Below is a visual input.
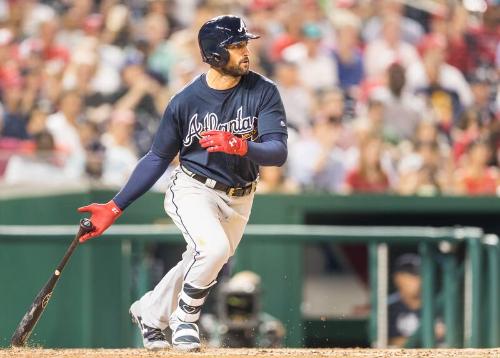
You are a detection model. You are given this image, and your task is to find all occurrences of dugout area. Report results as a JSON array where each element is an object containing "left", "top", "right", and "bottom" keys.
[{"left": 1, "top": 188, "right": 500, "bottom": 349}]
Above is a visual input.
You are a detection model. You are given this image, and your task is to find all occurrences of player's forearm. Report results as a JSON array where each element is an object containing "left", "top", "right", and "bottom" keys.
[
  {"left": 113, "top": 150, "right": 172, "bottom": 210},
  {"left": 246, "top": 133, "right": 287, "bottom": 166}
]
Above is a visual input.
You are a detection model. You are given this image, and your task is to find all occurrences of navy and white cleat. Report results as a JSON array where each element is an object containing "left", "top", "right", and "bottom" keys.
[
  {"left": 171, "top": 320, "right": 201, "bottom": 352},
  {"left": 129, "top": 301, "right": 170, "bottom": 350}
]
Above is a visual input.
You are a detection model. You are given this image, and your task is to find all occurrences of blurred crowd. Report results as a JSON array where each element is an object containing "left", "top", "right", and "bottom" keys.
[{"left": 0, "top": 0, "right": 498, "bottom": 196}]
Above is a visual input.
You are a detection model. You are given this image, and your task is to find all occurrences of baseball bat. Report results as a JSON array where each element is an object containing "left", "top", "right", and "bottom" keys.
[{"left": 10, "top": 218, "right": 94, "bottom": 347}]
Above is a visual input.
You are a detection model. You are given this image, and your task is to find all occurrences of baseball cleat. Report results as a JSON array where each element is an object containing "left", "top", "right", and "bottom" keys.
[
  {"left": 171, "top": 320, "right": 201, "bottom": 352},
  {"left": 129, "top": 301, "right": 170, "bottom": 350}
]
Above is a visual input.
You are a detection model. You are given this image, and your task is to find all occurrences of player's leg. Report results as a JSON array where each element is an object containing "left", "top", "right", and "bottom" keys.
[
  {"left": 134, "top": 169, "right": 234, "bottom": 350},
  {"left": 129, "top": 247, "right": 195, "bottom": 350},
  {"left": 173, "top": 190, "right": 254, "bottom": 349},
  {"left": 131, "top": 248, "right": 192, "bottom": 327},
  {"left": 166, "top": 171, "right": 236, "bottom": 351}
]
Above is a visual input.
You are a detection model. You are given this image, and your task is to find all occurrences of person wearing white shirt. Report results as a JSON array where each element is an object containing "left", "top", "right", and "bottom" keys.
[
  {"left": 405, "top": 34, "right": 473, "bottom": 108},
  {"left": 101, "top": 109, "right": 139, "bottom": 187},
  {"left": 364, "top": 14, "right": 421, "bottom": 80},
  {"left": 45, "top": 90, "right": 86, "bottom": 178},
  {"left": 282, "top": 23, "right": 338, "bottom": 92}
]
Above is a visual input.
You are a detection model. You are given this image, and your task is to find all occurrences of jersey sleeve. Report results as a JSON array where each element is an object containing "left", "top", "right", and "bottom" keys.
[
  {"left": 257, "top": 84, "right": 288, "bottom": 137},
  {"left": 151, "top": 103, "right": 182, "bottom": 159},
  {"left": 246, "top": 133, "right": 287, "bottom": 166}
]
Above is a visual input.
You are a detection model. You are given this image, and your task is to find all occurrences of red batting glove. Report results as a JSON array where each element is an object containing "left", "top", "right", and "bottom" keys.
[
  {"left": 77, "top": 200, "right": 122, "bottom": 243},
  {"left": 199, "top": 130, "right": 248, "bottom": 156}
]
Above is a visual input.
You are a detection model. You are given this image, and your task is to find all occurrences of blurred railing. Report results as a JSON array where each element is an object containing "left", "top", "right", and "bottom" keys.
[{"left": 1, "top": 224, "right": 497, "bottom": 348}]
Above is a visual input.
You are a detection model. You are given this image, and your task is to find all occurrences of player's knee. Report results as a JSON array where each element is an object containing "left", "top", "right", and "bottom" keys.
[{"left": 204, "top": 240, "right": 231, "bottom": 266}]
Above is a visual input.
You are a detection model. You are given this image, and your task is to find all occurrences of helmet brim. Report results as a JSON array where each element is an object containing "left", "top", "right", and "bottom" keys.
[
  {"left": 245, "top": 32, "right": 260, "bottom": 40},
  {"left": 226, "top": 32, "right": 260, "bottom": 46}
]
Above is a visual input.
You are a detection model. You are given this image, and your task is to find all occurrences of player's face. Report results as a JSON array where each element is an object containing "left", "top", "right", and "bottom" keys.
[{"left": 222, "top": 41, "right": 250, "bottom": 76}]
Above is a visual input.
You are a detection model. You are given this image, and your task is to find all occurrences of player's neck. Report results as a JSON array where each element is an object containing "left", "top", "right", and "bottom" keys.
[{"left": 206, "top": 68, "right": 241, "bottom": 90}]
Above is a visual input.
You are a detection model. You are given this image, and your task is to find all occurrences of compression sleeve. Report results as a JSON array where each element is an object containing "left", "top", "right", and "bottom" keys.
[
  {"left": 112, "top": 150, "right": 172, "bottom": 210},
  {"left": 246, "top": 133, "right": 287, "bottom": 166}
]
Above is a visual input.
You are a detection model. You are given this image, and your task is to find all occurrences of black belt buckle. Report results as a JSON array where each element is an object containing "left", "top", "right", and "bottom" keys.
[
  {"left": 228, "top": 187, "right": 246, "bottom": 197},
  {"left": 227, "top": 182, "right": 256, "bottom": 197}
]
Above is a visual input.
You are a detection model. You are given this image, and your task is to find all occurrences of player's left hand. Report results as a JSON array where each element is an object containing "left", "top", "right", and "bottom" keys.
[
  {"left": 200, "top": 130, "right": 248, "bottom": 156},
  {"left": 77, "top": 200, "right": 122, "bottom": 243}
]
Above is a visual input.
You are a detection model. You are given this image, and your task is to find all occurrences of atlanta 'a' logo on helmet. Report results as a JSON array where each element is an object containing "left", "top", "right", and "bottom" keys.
[{"left": 238, "top": 19, "right": 247, "bottom": 33}]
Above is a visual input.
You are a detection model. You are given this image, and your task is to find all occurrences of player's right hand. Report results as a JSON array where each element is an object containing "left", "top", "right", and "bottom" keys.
[{"left": 77, "top": 200, "right": 122, "bottom": 243}]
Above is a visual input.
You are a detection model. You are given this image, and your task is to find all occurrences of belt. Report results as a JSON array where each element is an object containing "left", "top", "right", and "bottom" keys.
[{"left": 181, "top": 166, "right": 257, "bottom": 197}]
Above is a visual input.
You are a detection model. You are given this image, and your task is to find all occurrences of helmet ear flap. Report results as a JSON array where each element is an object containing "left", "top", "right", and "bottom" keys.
[
  {"left": 217, "top": 47, "right": 229, "bottom": 67},
  {"left": 210, "top": 46, "right": 229, "bottom": 67}
]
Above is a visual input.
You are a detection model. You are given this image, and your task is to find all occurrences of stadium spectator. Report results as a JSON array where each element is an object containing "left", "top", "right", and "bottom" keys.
[
  {"left": 313, "top": 86, "right": 359, "bottom": 166},
  {"left": 112, "top": 61, "right": 162, "bottom": 156},
  {"left": 282, "top": 22, "right": 338, "bottom": 92},
  {"left": 468, "top": 69, "right": 497, "bottom": 127},
  {"left": 364, "top": 13, "right": 421, "bottom": 81},
  {"left": 445, "top": 5, "right": 478, "bottom": 79},
  {"left": 398, "top": 114, "right": 453, "bottom": 192},
  {"left": 388, "top": 253, "right": 421, "bottom": 347},
  {"left": 453, "top": 139, "right": 499, "bottom": 196},
  {"left": 388, "top": 253, "right": 445, "bottom": 347},
  {"left": 332, "top": 11, "right": 364, "bottom": 98},
  {"left": 343, "top": 135, "right": 391, "bottom": 194},
  {"left": 469, "top": 6, "right": 499, "bottom": 77},
  {"left": 3, "top": 130, "right": 67, "bottom": 185},
  {"left": 79, "top": 120, "right": 104, "bottom": 180},
  {"left": 406, "top": 33, "right": 473, "bottom": 132},
  {"left": 257, "top": 166, "right": 299, "bottom": 194},
  {"left": 45, "top": 89, "right": 86, "bottom": 178},
  {"left": 33, "top": 17, "right": 70, "bottom": 65},
  {"left": 274, "top": 60, "right": 313, "bottom": 133},
  {"left": 141, "top": 12, "right": 175, "bottom": 85},
  {"left": 452, "top": 109, "right": 483, "bottom": 163},
  {"left": 362, "top": 0, "right": 425, "bottom": 45},
  {"left": 288, "top": 116, "right": 346, "bottom": 192},
  {"left": 356, "top": 99, "right": 385, "bottom": 140},
  {"left": 397, "top": 141, "right": 447, "bottom": 196},
  {"left": 268, "top": 4, "right": 302, "bottom": 62},
  {"left": 0, "top": 80, "right": 29, "bottom": 139},
  {"left": 101, "top": 108, "right": 138, "bottom": 187},
  {"left": 374, "top": 62, "right": 423, "bottom": 143}
]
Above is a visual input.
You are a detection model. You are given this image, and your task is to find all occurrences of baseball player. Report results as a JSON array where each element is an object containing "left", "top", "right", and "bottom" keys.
[{"left": 77, "top": 15, "right": 288, "bottom": 352}]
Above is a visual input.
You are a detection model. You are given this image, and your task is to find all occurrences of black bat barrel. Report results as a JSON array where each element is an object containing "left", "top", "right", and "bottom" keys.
[{"left": 10, "top": 218, "right": 94, "bottom": 347}]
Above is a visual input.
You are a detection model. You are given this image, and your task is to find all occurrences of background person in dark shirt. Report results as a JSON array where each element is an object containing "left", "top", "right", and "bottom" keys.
[
  {"left": 388, "top": 253, "right": 446, "bottom": 347},
  {"left": 388, "top": 254, "right": 422, "bottom": 347}
]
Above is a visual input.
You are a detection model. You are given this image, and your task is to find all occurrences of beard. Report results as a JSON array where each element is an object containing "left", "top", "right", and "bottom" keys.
[{"left": 219, "top": 59, "right": 250, "bottom": 76}]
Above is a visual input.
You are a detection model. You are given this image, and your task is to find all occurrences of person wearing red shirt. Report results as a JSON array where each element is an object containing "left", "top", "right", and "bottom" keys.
[
  {"left": 454, "top": 139, "right": 499, "bottom": 196},
  {"left": 344, "top": 135, "right": 390, "bottom": 193}
]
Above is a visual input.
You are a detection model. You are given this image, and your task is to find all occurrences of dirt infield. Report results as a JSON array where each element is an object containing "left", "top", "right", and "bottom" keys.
[{"left": 2, "top": 348, "right": 500, "bottom": 358}]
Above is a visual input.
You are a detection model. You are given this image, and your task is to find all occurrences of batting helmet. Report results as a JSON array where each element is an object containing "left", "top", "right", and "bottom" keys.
[{"left": 198, "top": 15, "right": 260, "bottom": 67}]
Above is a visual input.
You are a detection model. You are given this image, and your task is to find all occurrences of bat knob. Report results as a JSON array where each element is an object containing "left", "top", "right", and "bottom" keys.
[{"left": 80, "top": 218, "right": 94, "bottom": 232}]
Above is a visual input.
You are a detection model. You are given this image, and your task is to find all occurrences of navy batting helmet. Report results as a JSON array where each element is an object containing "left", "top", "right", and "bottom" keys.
[{"left": 198, "top": 15, "right": 259, "bottom": 67}]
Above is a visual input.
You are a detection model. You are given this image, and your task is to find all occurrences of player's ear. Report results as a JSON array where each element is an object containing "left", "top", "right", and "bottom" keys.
[{"left": 212, "top": 52, "right": 221, "bottom": 65}]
